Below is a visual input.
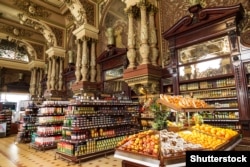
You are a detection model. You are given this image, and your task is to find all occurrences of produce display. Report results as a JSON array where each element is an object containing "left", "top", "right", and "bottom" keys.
[
  {"left": 116, "top": 124, "right": 239, "bottom": 159},
  {"left": 178, "top": 124, "right": 238, "bottom": 150},
  {"left": 192, "top": 124, "right": 238, "bottom": 140},
  {"left": 116, "top": 94, "right": 239, "bottom": 161},
  {"left": 160, "top": 130, "right": 202, "bottom": 157},
  {"left": 116, "top": 130, "right": 160, "bottom": 157}
]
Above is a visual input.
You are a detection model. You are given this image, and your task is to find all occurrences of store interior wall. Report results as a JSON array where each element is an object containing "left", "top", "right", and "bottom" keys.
[{"left": 0, "top": 92, "right": 30, "bottom": 122}]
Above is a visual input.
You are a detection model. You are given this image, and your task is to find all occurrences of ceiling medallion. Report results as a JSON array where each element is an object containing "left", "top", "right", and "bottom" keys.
[{"left": 12, "top": 0, "right": 51, "bottom": 18}]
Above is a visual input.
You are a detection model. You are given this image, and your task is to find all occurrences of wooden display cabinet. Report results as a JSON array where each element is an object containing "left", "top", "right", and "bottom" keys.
[
  {"left": 162, "top": 4, "right": 250, "bottom": 135},
  {"left": 97, "top": 45, "right": 130, "bottom": 97}
]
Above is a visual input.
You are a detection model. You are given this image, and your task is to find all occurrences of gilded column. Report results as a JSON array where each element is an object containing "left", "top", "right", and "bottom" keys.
[
  {"left": 58, "top": 57, "right": 64, "bottom": 91},
  {"left": 149, "top": 6, "right": 158, "bottom": 66},
  {"left": 46, "top": 58, "right": 52, "bottom": 90},
  {"left": 139, "top": 2, "right": 150, "bottom": 65},
  {"left": 90, "top": 39, "right": 96, "bottom": 82},
  {"left": 126, "top": 8, "right": 136, "bottom": 68},
  {"left": 50, "top": 56, "right": 56, "bottom": 90},
  {"left": 75, "top": 39, "right": 82, "bottom": 83},
  {"left": 81, "top": 37, "right": 89, "bottom": 81}
]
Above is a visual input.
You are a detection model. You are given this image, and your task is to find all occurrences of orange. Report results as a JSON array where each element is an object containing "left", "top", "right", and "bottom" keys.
[{"left": 210, "top": 128, "right": 217, "bottom": 135}]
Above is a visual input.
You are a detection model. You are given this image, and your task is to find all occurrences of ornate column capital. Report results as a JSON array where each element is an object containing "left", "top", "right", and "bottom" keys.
[
  {"left": 45, "top": 46, "right": 66, "bottom": 58},
  {"left": 28, "top": 60, "right": 46, "bottom": 70},
  {"left": 72, "top": 23, "right": 99, "bottom": 40}
]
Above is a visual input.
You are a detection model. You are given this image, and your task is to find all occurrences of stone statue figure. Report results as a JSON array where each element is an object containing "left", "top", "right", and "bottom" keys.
[
  {"left": 105, "top": 27, "right": 115, "bottom": 45},
  {"left": 114, "top": 25, "right": 125, "bottom": 48}
]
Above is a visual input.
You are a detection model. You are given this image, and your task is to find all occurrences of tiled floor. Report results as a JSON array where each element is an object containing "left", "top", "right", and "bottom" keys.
[{"left": 0, "top": 135, "right": 122, "bottom": 167}]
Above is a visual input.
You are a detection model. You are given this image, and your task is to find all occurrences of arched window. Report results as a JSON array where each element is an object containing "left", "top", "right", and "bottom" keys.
[{"left": 0, "top": 39, "right": 29, "bottom": 62}]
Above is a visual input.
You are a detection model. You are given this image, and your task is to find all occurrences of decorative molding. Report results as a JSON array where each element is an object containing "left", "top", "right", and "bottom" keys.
[
  {"left": 18, "top": 13, "right": 58, "bottom": 47},
  {"left": 12, "top": 0, "right": 51, "bottom": 19},
  {"left": 0, "top": 25, "right": 33, "bottom": 38},
  {"left": 31, "top": 43, "right": 45, "bottom": 60},
  {"left": 50, "top": 26, "right": 64, "bottom": 47},
  {"left": 60, "top": 0, "right": 88, "bottom": 27},
  {"left": 80, "top": 0, "right": 95, "bottom": 26}
]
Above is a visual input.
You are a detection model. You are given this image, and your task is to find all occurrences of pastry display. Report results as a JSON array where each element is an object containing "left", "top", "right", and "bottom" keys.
[
  {"left": 160, "top": 129, "right": 202, "bottom": 157},
  {"left": 159, "top": 94, "right": 210, "bottom": 109}
]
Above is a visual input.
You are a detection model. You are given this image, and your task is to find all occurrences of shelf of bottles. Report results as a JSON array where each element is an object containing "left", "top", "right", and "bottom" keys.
[
  {"left": 0, "top": 109, "right": 12, "bottom": 137},
  {"left": 30, "top": 101, "right": 68, "bottom": 151},
  {"left": 16, "top": 102, "right": 38, "bottom": 143},
  {"left": 179, "top": 76, "right": 240, "bottom": 130},
  {"left": 55, "top": 98, "right": 140, "bottom": 164}
]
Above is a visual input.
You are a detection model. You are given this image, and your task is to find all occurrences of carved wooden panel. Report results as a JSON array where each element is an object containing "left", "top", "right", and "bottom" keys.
[{"left": 159, "top": 0, "right": 249, "bottom": 67}]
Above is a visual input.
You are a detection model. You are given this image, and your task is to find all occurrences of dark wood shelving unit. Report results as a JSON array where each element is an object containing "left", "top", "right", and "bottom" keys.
[{"left": 162, "top": 3, "right": 250, "bottom": 136}]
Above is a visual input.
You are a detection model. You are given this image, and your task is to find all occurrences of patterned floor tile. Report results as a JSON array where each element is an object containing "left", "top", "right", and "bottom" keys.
[{"left": 0, "top": 135, "right": 123, "bottom": 167}]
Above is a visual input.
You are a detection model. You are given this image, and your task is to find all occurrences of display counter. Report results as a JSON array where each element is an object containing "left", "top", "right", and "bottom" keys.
[{"left": 114, "top": 134, "right": 242, "bottom": 167}]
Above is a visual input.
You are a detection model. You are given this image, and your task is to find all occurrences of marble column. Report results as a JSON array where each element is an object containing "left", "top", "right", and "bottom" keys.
[
  {"left": 38, "top": 68, "right": 43, "bottom": 97},
  {"left": 139, "top": 3, "right": 150, "bottom": 65},
  {"left": 81, "top": 37, "right": 89, "bottom": 81},
  {"left": 58, "top": 57, "right": 64, "bottom": 91},
  {"left": 75, "top": 39, "right": 82, "bottom": 83},
  {"left": 149, "top": 6, "right": 158, "bottom": 66},
  {"left": 29, "top": 68, "right": 34, "bottom": 96},
  {"left": 127, "top": 9, "right": 136, "bottom": 68},
  {"left": 90, "top": 40, "right": 96, "bottom": 82},
  {"left": 29, "top": 67, "right": 37, "bottom": 96},
  {"left": 55, "top": 57, "right": 59, "bottom": 90},
  {"left": 50, "top": 56, "right": 56, "bottom": 90},
  {"left": 46, "top": 58, "right": 52, "bottom": 90}
]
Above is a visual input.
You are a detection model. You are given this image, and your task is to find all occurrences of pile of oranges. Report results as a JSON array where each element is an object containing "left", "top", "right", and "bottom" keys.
[
  {"left": 178, "top": 124, "right": 238, "bottom": 150},
  {"left": 178, "top": 131, "right": 226, "bottom": 150},
  {"left": 192, "top": 124, "right": 238, "bottom": 140}
]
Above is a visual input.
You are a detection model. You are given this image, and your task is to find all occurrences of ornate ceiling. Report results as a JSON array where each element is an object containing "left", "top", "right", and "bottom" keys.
[
  {"left": 0, "top": 0, "right": 249, "bottom": 71},
  {"left": 0, "top": 0, "right": 129, "bottom": 69}
]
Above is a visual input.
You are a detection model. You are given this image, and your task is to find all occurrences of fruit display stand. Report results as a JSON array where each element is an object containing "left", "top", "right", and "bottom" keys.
[
  {"left": 114, "top": 128, "right": 242, "bottom": 167},
  {"left": 157, "top": 95, "right": 215, "bottom": 128}
]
